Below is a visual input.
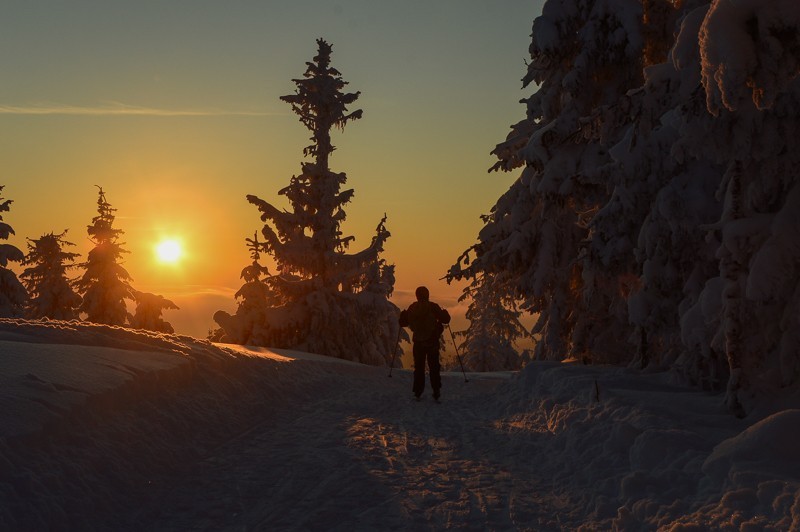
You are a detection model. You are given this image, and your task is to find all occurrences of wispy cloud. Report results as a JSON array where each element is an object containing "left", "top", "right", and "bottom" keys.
[{"left": 0, "top": 101, "right": 280, "bottom": 117}]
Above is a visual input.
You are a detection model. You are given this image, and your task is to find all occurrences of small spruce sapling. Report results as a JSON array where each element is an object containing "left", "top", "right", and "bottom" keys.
[{"left": 131, "top": 291, "right": 179, "bottom": 333}]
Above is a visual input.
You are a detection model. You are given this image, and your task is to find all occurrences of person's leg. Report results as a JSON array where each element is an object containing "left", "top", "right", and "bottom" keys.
[
  {"left": 412, "top": 342, "right": 426, "bottom": 397},
  {"left": 427, "top": 345, "right": 441, "bottom": 398}
]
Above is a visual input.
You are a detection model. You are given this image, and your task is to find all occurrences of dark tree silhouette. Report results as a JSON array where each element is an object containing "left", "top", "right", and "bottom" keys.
[
  {"left": 76, "top": 187, "right": 135, "bottom": 326},
  {"left": 0, "top": 185, "right": 27, "bottom": 317},
  {"left": 20, "top": 231, "right": 81, "bottom": 319},
  {"left": 131, "top": 291, "right": 179, "bottom": 333},
  {"left": 215, "top": 39, "right": 400, "bottom": 365}
]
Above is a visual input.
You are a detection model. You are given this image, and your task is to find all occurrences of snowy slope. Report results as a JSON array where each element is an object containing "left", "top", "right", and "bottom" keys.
[{"left": 1, "top": 319, "right": 798, "bottom": 530}]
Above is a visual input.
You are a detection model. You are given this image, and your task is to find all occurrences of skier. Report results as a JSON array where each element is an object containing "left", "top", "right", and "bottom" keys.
[{"left": 399, "top": 286, "right": 451, "bottom": 401}]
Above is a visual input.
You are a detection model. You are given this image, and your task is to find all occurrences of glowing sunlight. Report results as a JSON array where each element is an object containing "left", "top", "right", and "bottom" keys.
[{"left": 154, "top": 238, "right": 183, "bottom": 264}]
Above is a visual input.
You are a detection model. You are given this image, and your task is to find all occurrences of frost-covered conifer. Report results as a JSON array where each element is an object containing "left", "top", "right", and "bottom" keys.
[
  {"left": 450, "top": 0, "right": 649, "bottom": 363},
  {"left": 216, "top": 39, "right": 400, "bottom": 365},
  {"left": 596, "top": 0, "right": 800, "bottom": 413},
  {"left": 449, "top": 0, "right": 800, "bottom": 413},
  {"left": 0, "top": 186, "right": 27, "bottom": 317},
  {"left": 456, "top": 275, "right": 528, "bottom": 372},
  {"left": 131, "top": 291, "right": 178, "bottom": 333},
  {"left": 20, "top": 231, "right": 82, "bottom": 320},
  {"left": 76, "top": 187, "right": 135, "bottom": 326},
  {"left": 685, "top": 0, "right": 800, "bottom": 415},
  {"left": 213, "top": 233, "right": 278, "bottom": 345},
  {"left": 611, "top": 3, "right": 723, "bottom": 385},
  {"left": 587, "top": 1, "right": 723, "bottom": 377}
]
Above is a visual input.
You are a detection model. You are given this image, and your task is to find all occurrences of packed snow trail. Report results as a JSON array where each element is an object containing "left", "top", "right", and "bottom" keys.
[{"left": 121, "top": 358, "right": 555, "bottom": 531}]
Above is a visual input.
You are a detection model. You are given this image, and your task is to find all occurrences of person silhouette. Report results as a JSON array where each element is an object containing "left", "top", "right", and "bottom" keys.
[{"left": 399, "top": 286, "right": 451, "bottom": 401}]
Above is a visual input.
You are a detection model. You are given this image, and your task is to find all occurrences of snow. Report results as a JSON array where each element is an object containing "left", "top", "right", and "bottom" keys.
[
  {"left": 700, "top": 0, "right": 800, "bottom": 113},
  {"left": 1, "top": 320, "right": 798, "bottom": 529}
]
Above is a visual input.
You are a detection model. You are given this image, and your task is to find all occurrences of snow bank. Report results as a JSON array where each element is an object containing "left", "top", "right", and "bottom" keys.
[
  {"left": 0, "top": 319, "right": 194, "bottom": 439},
  {"left": 498, "top": 361, "right": 800, "bottom": 529},
  {"left": 0, "top": 319, "right": 369, "bottom": 530}
]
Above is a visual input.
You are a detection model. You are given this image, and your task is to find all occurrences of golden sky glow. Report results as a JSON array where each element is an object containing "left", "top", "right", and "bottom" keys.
[{"left": 1, "top": 1, "right": 540, "bottom": 338}]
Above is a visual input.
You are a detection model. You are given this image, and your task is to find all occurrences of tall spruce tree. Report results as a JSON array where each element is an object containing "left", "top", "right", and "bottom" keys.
[
  {"left": 76, "top": 187, "right": 135, "bottom": 326},
  {"left": 689, "top": 0, "right": 800, "bottom": 415},
  {"left": 0, "top": 185, "right": 27, "bottom": 317},
  {"left": 585, "top": 0, "right": 717, "bottom": 374},
  {"left": 215, "top": 39, "right": 400, "bottom": 365},
  {"left": 20, "top": 231, "right": 82, "bottom": 320},
  {"left": 449, "top": 0, "right": 650, "bottom": 363},
  {"left": 611, "top": 2, "right": 724, "bottom": 384},
  {"left": 451, "top": 0, "right": 800, "bottom": 416}
]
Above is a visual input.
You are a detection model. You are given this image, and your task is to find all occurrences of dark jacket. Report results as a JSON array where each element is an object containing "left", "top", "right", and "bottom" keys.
[{"left": 400, "top": 300, "right": 451, "bottom": 344}]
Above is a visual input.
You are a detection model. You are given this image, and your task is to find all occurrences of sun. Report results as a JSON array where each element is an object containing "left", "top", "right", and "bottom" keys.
[{"left": 154, "top": 238, "right": 183, "bottom": 264}]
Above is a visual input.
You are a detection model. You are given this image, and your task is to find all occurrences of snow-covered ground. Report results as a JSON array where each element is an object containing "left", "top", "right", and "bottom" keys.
[{"left": 1, "top": 319, "right": 798, "bottom": 530}]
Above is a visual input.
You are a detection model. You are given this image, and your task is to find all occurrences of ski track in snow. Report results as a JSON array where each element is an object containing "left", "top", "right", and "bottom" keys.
[{"left": 125, "top": 369, "right": 553, "bottom": 531}]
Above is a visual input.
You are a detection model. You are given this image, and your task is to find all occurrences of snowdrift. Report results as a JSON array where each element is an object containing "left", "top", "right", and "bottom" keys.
[
  {"left": 1, "top": 319, "right": 798, "bottom": 530},
  {"left": 0, "top": 319, "right": 369, "bottom": 529}
]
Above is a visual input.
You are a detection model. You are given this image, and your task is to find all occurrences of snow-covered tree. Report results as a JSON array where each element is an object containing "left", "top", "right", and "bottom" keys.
[
  {"left": 0, "top": 186, "right": 27, "bottom": 317},
  {"left": 212, "top": 232, "right": 278, "bottom": 344},
  {"left": 131, "top": 291, "right": 179, "bottom": 333},
  {"left": 455, "top": 274, "right": 528, "bottom": 372},
  {"left": 447, "top": 0, "right": 800, "bottom": 414},
  {"left": 20, "top": 231, "right": 82, "bottom": 320},
  {"left": 608, "top": 3, "right": 723, "bottom": 386},
  {"left": 584, "top": 2, "right": 724, "bottom": 378},
  {"left": 215, "top": 39, "right": 400, "bottom": 365},
  {"left": 686, "top": 0, "right": 800, "bottom": 415},
  {"left": 449, "top": 0, "right": 650, "bottom": 363},
  {"left": 76, "top": 187, "right": 135, "bottom": 326}
]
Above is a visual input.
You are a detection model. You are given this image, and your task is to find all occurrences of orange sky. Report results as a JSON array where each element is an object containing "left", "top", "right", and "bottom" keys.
[{"left": 1, "top": 1, "right": 539, "bottom": 346}]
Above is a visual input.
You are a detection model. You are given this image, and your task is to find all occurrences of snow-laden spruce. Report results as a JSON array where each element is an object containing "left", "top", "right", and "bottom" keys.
[
  {"left": 75, "top": 187, "right": 177, "bottom": 333},
  {"left": 449, "top": 0, "right": 651, "bottom": 364},
  {"left": 20, "top": 231, "right": 82, "bottom": 320},
  {"left": 75, "top": 187, "right": 136, "bottom": 326},
  {"left": 594, "top": 3, "right": 725, "bottom": 381},
  {"left": 214, "top": 39, "right": 401, "bottom": 366},
  {"left": 691, "top": 0, "right": 800, "bottom": 415},
  {"left": 215, "top": 232, "right": 276, "bottom": 345},
  {"left": 451, "top": 0, "right": 800, "bottom": 415},
  {"left": 130, "top": 292, "right": 179, "bottom": 334},
  {"left": 0, "top": 185, "right": 27, "bottom": 317},
  {"left": 628, "top": 0, "right": 800, "bottom": 414}
]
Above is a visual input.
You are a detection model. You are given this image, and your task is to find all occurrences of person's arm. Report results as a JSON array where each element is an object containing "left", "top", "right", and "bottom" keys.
[
  {"left": 436, "top": 304, "right": 451, "bottom": 325},
  {"left": 399, "top": 309, "right": 409, "bottom": 327}
]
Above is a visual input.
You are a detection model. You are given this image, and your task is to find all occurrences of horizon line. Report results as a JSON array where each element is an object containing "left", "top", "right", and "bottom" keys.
[{"left": 0, "top": 102, "right": 283, "bottom": 117}]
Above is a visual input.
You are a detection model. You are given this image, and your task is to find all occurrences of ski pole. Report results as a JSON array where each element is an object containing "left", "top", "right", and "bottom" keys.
[
  {"left": 447, "top": 323, "right": 469, "bottom": 383},
  {"left": 388, "top": 327, "right": 402, "bottom": 377}
]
